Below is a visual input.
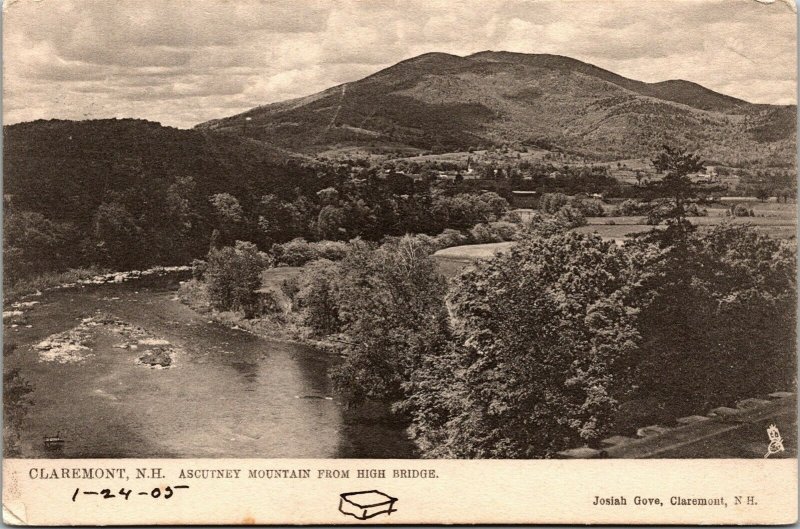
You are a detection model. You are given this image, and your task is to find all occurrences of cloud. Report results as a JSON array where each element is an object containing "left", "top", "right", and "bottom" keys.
[{"left": 3, "top": 0, "right": 796, "bottom": 128}]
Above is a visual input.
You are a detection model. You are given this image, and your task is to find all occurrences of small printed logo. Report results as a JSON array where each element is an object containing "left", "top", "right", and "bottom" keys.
[{"left": 764, "top": 424, "right": 785, "bottom": 458}]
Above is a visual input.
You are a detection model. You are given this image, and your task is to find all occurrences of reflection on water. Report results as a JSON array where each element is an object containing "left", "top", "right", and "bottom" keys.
[{"left": 4, "top": 277, "right": 416, "bottom": 458}]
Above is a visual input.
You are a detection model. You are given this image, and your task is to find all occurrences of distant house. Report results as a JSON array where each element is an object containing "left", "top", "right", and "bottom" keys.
[
  {"left": 691, "top": 166, "right": 719, "bottom": 183},
  {"left": 511, "top": 190, "right": 539, "bottom": 208}
]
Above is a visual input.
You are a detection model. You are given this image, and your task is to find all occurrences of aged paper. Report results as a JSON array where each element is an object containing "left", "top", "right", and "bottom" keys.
[{"left": 2, "top": 0, "right": 797, "bottom": 525}]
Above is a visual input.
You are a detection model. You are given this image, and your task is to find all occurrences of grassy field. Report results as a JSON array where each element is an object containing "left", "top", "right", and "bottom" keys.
[
  {"left": 260, "top": 266, "right": 303, "bottom": 286},
  {"left": 435, "top": 206, "right": 796, "bottom": 275},
  {"left": 579, "top": 202, "right": 796, "bottom": 242},
  {"left": 433, "top": 242, "right": 516, "bottom": 278},
  {"left": 576, "top": 215, "right": 796, "bottom": 243},
  {"left": 434, "top": 241, "right": 516, "bottom": 259},
  {"left": 513, "top": 202, "right": 796, "bottom": 242}
]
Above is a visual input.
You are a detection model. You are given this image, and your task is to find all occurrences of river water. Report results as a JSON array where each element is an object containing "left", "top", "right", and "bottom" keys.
[{"left": 4, "top": 276, "right": 416, "bottom": 458}]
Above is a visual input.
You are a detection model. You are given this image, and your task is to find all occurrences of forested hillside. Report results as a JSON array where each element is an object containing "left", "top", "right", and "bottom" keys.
[
  {"left": 3, "top": 118, "right": 513, "bottom": 286},
  {"left": 4, "top": 119, "right": 319, "bottom": 276},
  {"left": 199, "top": 51, "right": 796, "bottom": 166}
]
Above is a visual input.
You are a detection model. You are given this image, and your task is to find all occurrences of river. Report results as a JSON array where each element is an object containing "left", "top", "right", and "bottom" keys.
[{"left": 3, "top": 275, "right": 416, "bottom": 458}]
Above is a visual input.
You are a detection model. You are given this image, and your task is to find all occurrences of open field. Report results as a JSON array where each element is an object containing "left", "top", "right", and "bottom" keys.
[
  {"left": 586, "top": 214, "right": 795, "bottom": 226},
  {"left": 433, "top": 242, "right": 516, "bottom": 278},
  {"left": 435, "top": 207, "right": 796, "bottom": 274},
  {"left": 434, "top": 241, "right": 516, "bottom": 259},
  {"left": 261, "top": 266, "right": 303, "bottom": 286},
  {"left": 573, "top": 223, "right": 797, "bottom": 242}
]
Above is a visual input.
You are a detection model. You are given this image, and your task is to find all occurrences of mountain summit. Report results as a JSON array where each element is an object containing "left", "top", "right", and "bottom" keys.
[{"left": 197, "top": 51, "right": 795, "bottom": 165}]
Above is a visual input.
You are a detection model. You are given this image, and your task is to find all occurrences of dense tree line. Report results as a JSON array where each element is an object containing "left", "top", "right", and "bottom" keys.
[
  {"left": 736, "top": 169, "right": 796, "bottom": 201},
  {"left": 3, "top": 119, "right": 511, "bottom": 287}
]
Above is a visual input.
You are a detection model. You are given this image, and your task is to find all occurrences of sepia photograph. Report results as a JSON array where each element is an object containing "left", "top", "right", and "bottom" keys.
[{"left": 1, "top": 0, "right": 798, "bottom": 524}]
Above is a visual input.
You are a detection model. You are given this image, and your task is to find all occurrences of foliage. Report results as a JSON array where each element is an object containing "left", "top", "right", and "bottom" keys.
[
  {"left": 647, "top": 145, "right": 704, "bottom": 238},
  {"left": 191, "top": 259, "right": 207, "bottom": 280},
  {"left": 646, "top": 200, "right": 707, "bottom": 225},
  {"left": 4, "top": 211, "right": 79, "bottom": 283},
  {"left": 554, "top": 204, "right": 587, "bottom": 228},
  {"left": 210, "top": 193, "right": 244, "bottom": 223},
  {"left": 205, "top": 241, "right": 269, "bottom": 317},
  {"left": 570, "top": 198, "right": 605, "bottom": 217},
  {"left": 629, "top": 224, "right": 796, "bottom": 414},
  {"left": 523, "top": 211, "right": 574, "bottom": 238},
  {"left": 431, "top": 229, "right": 469, "bottom": 250},
  {"left": 272, "top": 238, "right": 352, "bottom": 266},
  {"left": 91, "top": 202, "right": 145, "bottom": 269},
  {"left": 468, "top": 221, "right": 521, "bottom": 244},
  {"left": 297, "top": 236, "right": 449, "bottom": 407},
  {"left": 732, "top": 204, "right": 754, "bottom": 217},
  {"left": 426, "top": 232, "right": 643, "bottom": 457},
  {"left": 295, "top": 259, "right": 343, "bottom": 336},
  {"left": 432, "top": 192, "right": 509, "bottom": 230},
  {"left": 539, "top": 192, "right": 569, "bottom": 213},
  {"left": 614, "top": 199, "right": 653, "bottom": 216},
  {"left": 177, "top": 278, "right": 211, "bottom": 313}
]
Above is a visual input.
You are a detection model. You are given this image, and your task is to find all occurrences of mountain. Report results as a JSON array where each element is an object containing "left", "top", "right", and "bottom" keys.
[{"left": 198, "top": 51, "right": 796, "bottom": 166}]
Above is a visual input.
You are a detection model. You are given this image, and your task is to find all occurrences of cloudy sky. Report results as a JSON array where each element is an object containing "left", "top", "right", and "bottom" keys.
[{"left": 3, "top": 0, "right": 797, "bottom": 128}]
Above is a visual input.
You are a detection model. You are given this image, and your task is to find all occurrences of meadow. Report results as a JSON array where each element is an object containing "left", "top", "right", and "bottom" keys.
[{"left": 433, "top": 202, "right": 796, "bottom": 273}]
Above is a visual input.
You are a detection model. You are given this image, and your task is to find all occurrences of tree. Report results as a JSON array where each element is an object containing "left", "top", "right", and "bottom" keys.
[
  {"left": 554, "top": 204, "right": 587, "bottom": 228},
  {"left": 209, "top": 193, "right": 244, "bottom": 223},
  {"left": 629, "top": 225, "right": 796, "bottom": 417},
  {"left": 209, "top": 193, "right": 245, "bottom": 246},
  {"left": 296, "top": 259, "right": 342, "bottom": 335},
  {"left": 3, "top": 211, "right": 79, "bottom": 282},
  {"left": 258, "top": 194, "right": 306, "bottom": 244},
  {"left": 754, "top": 187, "right": 770, "bottom": 202},
  {"left": 205, "top": 241, "right": 268, "bottom": 317},
  {"left": 323, "top": 236, "right": 449, "bottom": 406},
  {"left": 92, "top": 202, "right": 144, "bottom": 269},
  {"left": 539, "top": 192, "right": 568, "bottom": 214},
  {"left": 152, "top": 175, "right": 199, "bottom": 263},
  {"left": 314, "top": 205, "right": 348, "bottom": 240},
  {"left": 648, "top": 146, "right": 704, "bottom": 238},
  {"left": 430, "top": 232, "right": 643, "bottom": 457}
]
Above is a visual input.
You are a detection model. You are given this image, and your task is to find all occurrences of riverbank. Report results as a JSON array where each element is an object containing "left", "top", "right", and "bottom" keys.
[
  {"left": 176, "top": 276, "right": 343, "bottom": 354},
  {"left": 5, "top": 265, "right": 193, "bottom": 304}
]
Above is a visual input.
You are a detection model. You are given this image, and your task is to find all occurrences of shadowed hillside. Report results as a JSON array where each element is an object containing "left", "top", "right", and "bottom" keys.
[
  {"left": 3, "top": 118, "right": 323, "bottom": 274},
  {"left": 3, "top": 118, "right": 315, "bottom": 224}
]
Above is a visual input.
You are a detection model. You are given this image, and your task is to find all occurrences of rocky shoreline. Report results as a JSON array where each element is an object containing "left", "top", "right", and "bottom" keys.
[
  {"left": 176, "top": 279, "right": 344, "bottom": 356},
  {"left": 5, "top": 265, "right": 192, "bottom": 306}
]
